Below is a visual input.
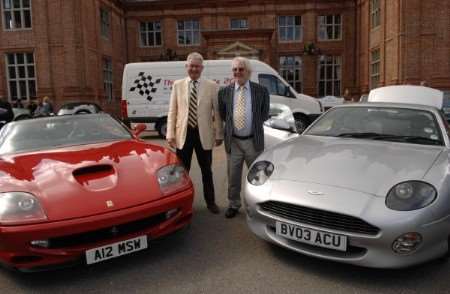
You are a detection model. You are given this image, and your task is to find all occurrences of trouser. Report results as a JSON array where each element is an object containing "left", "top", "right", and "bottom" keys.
[
  {"left": 227, "top": 136, "right": 261, "bottom": 209},
  {"left": 176, "top": 126, "right": 215, "bottom": 206}
]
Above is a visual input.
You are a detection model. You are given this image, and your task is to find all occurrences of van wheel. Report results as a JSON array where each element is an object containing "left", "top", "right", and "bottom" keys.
[
  {"left": 156, "top": 119, "right": 167, "bottom": 138},
  {"left": 293, "top": 114, "right": 309, "bottom": 134}
]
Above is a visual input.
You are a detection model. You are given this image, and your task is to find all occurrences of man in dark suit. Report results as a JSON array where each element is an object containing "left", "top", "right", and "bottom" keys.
[{"left": 218, "top": 57, "right": 270, "bottom": 218}]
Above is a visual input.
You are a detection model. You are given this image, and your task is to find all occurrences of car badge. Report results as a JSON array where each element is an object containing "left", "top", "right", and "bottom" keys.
[
  {"left": 106, "top": 200, "right": 114, "bottom": 208},
  {"left": 307, "top": 190, "right": 325, "bottom": 196}
]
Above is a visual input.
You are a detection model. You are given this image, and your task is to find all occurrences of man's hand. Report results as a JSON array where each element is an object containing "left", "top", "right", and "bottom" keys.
[
  {"left": 167, "top": 138, "right": 176, "bottom": 149},
  {"left": 215, "top": 139, "right": 223, "bottom": 146}
]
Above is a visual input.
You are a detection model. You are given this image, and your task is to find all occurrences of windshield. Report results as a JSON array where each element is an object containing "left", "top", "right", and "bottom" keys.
[
  {"left": 0, "top": 114, "right": 132, "bottom": 154},
  {"left": 305, "top": 106, "right": 444, "bottom": 146}
]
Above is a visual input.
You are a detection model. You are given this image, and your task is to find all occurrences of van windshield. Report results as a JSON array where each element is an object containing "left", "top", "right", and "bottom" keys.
[{"left": 259, "top": 74, "right": 294, "bottom": 98}]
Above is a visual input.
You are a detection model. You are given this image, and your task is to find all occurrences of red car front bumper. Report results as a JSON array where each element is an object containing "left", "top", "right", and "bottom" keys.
[{"left": 0, "top": 187, "right": 193, "bottom": 271}]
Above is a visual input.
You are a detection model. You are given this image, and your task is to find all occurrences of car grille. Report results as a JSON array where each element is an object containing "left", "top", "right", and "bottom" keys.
[
  {"left": 259, "top": 201, "right": 380, "bottom": 235},
  {"left": 46, "top": 213, "right": 167, "bottom": 249}
]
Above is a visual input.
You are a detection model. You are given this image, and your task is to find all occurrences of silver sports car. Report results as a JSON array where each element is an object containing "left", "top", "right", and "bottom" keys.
[{"left": 245, "top": 86, "right": 450, "bottom": 268}]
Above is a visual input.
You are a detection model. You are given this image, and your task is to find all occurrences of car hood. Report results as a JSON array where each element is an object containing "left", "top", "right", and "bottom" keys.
[
  {"left": 0, "top": 140, "right": 182, "bottom": 221},
  {"left": 261, "top": 135, "right": 444, "bottom": 197}
]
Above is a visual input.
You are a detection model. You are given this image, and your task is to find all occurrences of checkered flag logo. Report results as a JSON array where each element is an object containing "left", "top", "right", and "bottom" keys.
[{"left": 129, "top": 72, "right": 161, "bottom": 101}]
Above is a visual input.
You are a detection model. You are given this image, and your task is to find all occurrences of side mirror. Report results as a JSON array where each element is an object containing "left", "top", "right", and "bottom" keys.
[{"left": 133, "top": 123, "right": 146, "bottom": 137}]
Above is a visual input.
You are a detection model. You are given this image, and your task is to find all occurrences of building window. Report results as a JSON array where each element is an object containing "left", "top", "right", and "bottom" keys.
[
  {"left": 140, "top": 21, "right": 162, "bottom": 47},
  {"left": 1, "top": 0, "right": 32, "bottom": 30},
  {"left": 279, "top": 56, "right": 302, "bottom": 93},
  {"left": 318, "top": 56, "right": 341, "bottom": 97},
  {"left": 5, "top": 52, "right": 36, "bottom": 102},
  {"left": 100, "top": 8, "right": 110, "bottom": 39},
  {"left": 278, "top": 16, "right": 302, "bottom": 42},
  {"left": 230, "top": 18, "right": 248, "bottom": 30},
  {"left": 370, "top": 49, "right": 380, "bottom": 89},
  {"left": 103, "top": 58, "right": 113, "bottom": 102},
  {"left": 318, "top": 15, "right": 342, "bottom": 41},
  {"left": 370, "top": 0, "right": 380, "bottom": 29},
  {"left": 177, "top": 20, "right": 200, "bottom": 46}
]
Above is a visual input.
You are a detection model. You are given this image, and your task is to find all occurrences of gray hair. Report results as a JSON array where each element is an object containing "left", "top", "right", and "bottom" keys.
[
  {"left": 232, "top": 56, "right": 252, "bottom": 75},
  {"left": 186, "top": 52, "right": 204, "bottom": 64}
]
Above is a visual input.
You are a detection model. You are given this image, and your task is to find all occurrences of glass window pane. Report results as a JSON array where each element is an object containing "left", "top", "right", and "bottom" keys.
[
  {"left": 335, "top": 26, "right": 341, "bottom": 39},
  {"left": 13, "top": 0, "right": 20, "bottom": 8},
  {"left": 29, "top": 80, "right": 36, "bottom": 98},
  {"left": 193, "top": 21, "right": 199, "bottom": 29},
  {"left": 27, "top": 65, "right": 34, "bottom": 77},
  {"left": 7, "top": 54, "right": 15, "bottom": 65},
  {"left": 278, "top": 16, "right": 285, "bottom": 27},
  {"left": 18, "top": 66, "right": 26, "bottom": 78},
  {"left": 286, "top": 27, "right": 293, "bottom": 40},
  {"left": 14, "top": 10, "right": 22, "bottom": 28},
  {"left": 334, "top": 81, "right": 341, "bottom": 96},
  {"left": 295, "top": 27, "right": 300, "bottom": 40},
  {"left": 178, "top": 32, "right": 185, "bottom": 44},
  {"left": 155, "top": 21, "right": 161, "bottom": 30},
  {"left": 24, "top": 10, "right": 31, "bottom": 27},
  {"left": 10, "top": 81, "right": 17, "bottom": 99},
  {"left": 140, "top": 33, "right": 147, "bottom": 46},
  {"left": 148, "top": 22, "right": 154, "bottom": 31},
  {"left": 327, "top": 26, "right": 333, "bottom": 39},
  {"left": 177, "top": 21, "right": 184, "bottom": 30},
  {"left": 4, "top": 11, "right": 12, "bottom": 29},
  {"left": 327, "top": 15, "right": 333, "bottom": 24},
  {"left": 16, "top": 53, "right": 24, "bottom": 64},
  {"left": 23, "top": 0, "right": 30, "bottom": 7},
  {"left": 140, "top": 22, "right": 146, "bottom": 32},
  {"left": 19, "top": 81, "right": 27, "bottom": 99},
  {"left": 185, "top": 21, "right": 192, "bottom": 29},
  {"left": 295, "top": 16, "right": 301, "bottom": 26},
  {"left": 8, "top": 67, "right": 16, "bottom": 79},
  {"left": 4, "top": 0, "right": 11, "bottom": 9},
  {"left": 156, "top": 32, "right": 161, "bottom": 45},
  {"left": 26, "top": 53, "right": 33, "bottom": 63},
  {"left": 335, "top": 14, "right": 341, "bottom": 24}
]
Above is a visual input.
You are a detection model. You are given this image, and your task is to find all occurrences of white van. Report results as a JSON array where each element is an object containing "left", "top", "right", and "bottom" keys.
[{"left": 121, "top": 59, "right": 322, "bottom": 137}]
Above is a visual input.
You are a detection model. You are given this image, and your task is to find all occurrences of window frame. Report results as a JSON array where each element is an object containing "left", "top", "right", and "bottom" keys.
[
  {"left": 370, "top": 48, "right": 381, "bottom": 89},
  {"left": 278, "top": 15, "right": 302, "bottom": 43},
  {"left": 370, "top": 0, "right": 381, "bottom": 29},
  {"left": 317, "top": 55, "right": 342, "bottom": 97},
  {"left": 177, "top": 19, "right": 200, "bottom": 46},
  {"left": 103, "top": 57, "right": 113, "bottom": 102},
  {"left": 279, "top": 55, "right": 303, "bottom": 94},
  {"left": 230, "top": 18, "right": 248, "bottom": 30},
  {"left": 1, "top": 0, "right": 32, "bottom": 31},
  {"left": 5, "top": 52, "right": 37, "bottom": 103},
  {"left": 318, "top": 14, "right": 342, "bottom": 41},
  {"left": 100, "top": 7, "right": 110, "bottom": 39},
  {"left": 139, "top": 20, "right": 162, "bottom": 47}
]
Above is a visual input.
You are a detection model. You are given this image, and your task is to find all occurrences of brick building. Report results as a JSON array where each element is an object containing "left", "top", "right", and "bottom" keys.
[{"left": 0, "top": 0, "right": 449, "bottom": 115}]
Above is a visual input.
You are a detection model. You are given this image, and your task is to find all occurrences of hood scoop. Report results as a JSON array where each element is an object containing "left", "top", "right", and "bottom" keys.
[{"left": 73, "top": 164, "right": 117, "bottom": 191}]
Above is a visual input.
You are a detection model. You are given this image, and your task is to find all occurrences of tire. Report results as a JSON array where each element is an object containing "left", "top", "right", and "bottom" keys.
[
  {"left": 156, "top": 118, "right": 167, "bottom": 138},
  {"left": 293, "top": 114, "right": 310, "bottom": 134}
]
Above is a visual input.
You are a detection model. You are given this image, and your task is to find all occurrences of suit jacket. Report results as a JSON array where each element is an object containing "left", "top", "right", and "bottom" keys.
[
  {"left": 166, "top": 77, "right": 223, "bottom": 150},
  {"left": 218, "top": 81, "right": 270, "bottom": 153}
]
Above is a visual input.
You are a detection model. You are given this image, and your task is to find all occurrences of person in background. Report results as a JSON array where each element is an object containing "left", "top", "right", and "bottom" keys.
[
  {"left": 34, "top": 96, "right": 54, "bottom": 117},
  {"left": 218, "top": 56, "right": 270, "bottom": 219},
  {"left": 0, "top": 96, "right": 14, "bottom": 128}
]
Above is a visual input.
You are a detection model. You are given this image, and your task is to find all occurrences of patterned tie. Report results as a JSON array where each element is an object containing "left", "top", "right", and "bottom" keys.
[
  {"left": 234, "top": 86, "right": 246, "bottom": 130},
  {"left": 188, "top": 80, "right": 198, "bottom": 128}
]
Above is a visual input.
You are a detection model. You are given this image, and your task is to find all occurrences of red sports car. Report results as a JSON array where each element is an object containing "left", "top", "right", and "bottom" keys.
[{"left": 0, "top": 114, "right": 193, "bottom": 271}]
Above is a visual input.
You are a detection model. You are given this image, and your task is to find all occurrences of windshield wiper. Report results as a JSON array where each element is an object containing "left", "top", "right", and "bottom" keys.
[{"left": 337, "top": 132, "right": 443, "bottom": 145}]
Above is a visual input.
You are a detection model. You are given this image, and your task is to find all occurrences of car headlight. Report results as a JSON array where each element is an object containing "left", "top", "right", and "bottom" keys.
[
  {"left": 386, "top": 181, "right": 437, "bottom": 211},
  {"left": 247, "top": 161, "right": 274, "bottom": 186},
  {"left": 0, "top": 192, "right": 47, "bottom": 225},
  {"left": 157, "top": 164, "right": 190, "bottom": 196}
]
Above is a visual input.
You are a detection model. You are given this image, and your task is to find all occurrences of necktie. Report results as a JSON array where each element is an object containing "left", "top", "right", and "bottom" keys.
[
  {"left": 188, "top": 80, "right": 198, "bottom": 128},
  {"left": 234, "top": 86, "right": 246, "bottom": 130}
]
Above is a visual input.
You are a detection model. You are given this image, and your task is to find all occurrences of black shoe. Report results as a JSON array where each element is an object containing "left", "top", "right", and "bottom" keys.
[
  {"left": 225, "top": 208, "right": 239, "bottom": 219},
  {"left": 207, "top": 204, "right": 220, "bottom": 214}
]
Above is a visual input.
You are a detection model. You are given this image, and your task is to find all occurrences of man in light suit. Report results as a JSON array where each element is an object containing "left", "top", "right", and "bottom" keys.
[
  {"left": 166, "top": 52, "right": 223, "bottom": 214},
  {"left": 218, "top": 57, "right": 270, "bottom": 218}
]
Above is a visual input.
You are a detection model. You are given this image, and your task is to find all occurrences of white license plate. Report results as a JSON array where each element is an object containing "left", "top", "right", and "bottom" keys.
[
  {"left": 85, "top": 236, "right": 148, "bottom": 265},
  {"left": 275, "top": 221, "right": 347, "bottom": 252}
]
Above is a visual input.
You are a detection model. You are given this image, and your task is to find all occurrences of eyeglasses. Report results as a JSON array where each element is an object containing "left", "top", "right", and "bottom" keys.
[{"left": 232, "top": 67, "right": 245, "bottom": 72}]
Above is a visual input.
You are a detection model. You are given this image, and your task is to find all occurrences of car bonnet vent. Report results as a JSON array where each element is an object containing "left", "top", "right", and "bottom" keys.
[{"left": 73, "top": 164, "right": 114, "bottom": 177}]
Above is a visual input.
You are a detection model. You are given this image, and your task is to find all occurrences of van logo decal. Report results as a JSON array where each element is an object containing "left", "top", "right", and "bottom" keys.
[{"left": 129, "top": 72, "right": 161, "bottom": 101}]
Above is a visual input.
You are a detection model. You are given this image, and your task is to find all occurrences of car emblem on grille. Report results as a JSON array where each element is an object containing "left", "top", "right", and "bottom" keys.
[
  {"left": 307, "top": 190, "right": 324, "bottom": 196},
  {"left": 106, "top": 200, "right": 114, "bottom": 208}
]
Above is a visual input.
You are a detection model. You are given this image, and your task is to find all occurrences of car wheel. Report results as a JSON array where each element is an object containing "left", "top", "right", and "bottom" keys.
[
  {"left": 156, "top": 119, "right": 167, "bottom": 138},
  {"left": 293, "top": 114, "right": 310, "bottom": 134}
]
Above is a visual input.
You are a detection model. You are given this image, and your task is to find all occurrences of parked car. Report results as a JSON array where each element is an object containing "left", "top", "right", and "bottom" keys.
[
  {"left": 12, "top": 107, "right": 32, "bottom": 121},
  {"left": 57, "top": 102, "right": 102, "bottom": 115},
  {"left": 245, "top": 85, "right": 450, "bottom": 268},
  {"left": 0, "top": 114, "right": 193, "bottom": 271}
]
